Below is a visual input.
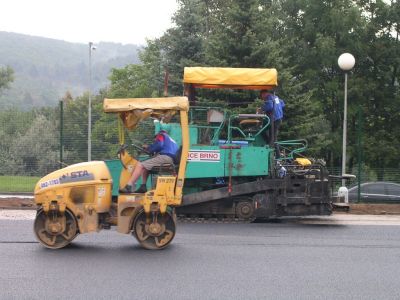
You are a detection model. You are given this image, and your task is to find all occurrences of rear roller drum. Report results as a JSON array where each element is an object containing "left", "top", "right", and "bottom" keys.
[
  {"left": 133, "top": 209, "right": 176, "bottom": 250},
  {"left": 34, "top": 208, "right": 78, "bottom": 249}
]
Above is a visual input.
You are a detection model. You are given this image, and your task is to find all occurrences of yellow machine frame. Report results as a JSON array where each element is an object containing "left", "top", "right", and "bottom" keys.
[
  {"left": 103, "top": 96, "right": 189, "bottom": 202},
  {"left": 33, "top": 97, "right": 190, "bottom": 250},
  {"left": 103, "top": 97, "right": 190, "bottom": 231}
]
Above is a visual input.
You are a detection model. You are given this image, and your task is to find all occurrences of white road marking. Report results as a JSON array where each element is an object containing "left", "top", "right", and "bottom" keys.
[
  {"left": 0, "top": 195, "right": 33, "bottom": 199},
  {"left": 0, "top": 210, "right": 36, "bottom": 220},
  {"left": 288, "top": 214, "right": 400, "bottom": 226}
]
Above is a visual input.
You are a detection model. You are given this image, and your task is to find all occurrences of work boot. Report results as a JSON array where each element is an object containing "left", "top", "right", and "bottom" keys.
[
  {"left": 119, "top": 184, "right": 133, "bottom": 194},
  {"left": 135, "top": 184, "right": 147, "bottom": 193}
]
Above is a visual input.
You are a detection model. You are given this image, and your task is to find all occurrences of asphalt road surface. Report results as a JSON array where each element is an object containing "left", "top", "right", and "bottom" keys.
[{"left": 1, "top": 211, "right": 400, "bottom": 299}]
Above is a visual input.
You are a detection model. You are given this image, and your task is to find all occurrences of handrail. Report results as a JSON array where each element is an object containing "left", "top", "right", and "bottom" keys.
[
  {"left": 228, "top": 114, "right": 270, "bottom": 142},
  {"left": 275, "top": 139, "right": 308, "bottom": 160},
  {"left": 188, "top": 107, "right": 227, "bottom": 145}
]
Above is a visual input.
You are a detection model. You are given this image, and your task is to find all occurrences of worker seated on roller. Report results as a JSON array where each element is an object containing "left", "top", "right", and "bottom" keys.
[{"left": 119, "top": 130, "right": 179, "bottom": 194}]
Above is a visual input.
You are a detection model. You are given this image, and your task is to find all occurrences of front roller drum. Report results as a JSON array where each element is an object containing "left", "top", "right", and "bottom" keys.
[
  {"left": 133, "top": 208, "right": 176, "bottom": 250},
  {"left": 34, "top": 208, "right": 78, "bottom": 249}
]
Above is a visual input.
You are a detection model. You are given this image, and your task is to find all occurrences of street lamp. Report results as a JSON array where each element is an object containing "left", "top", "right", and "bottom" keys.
[
  {"left": 88, "top": 42, "right": 96, "bottom": 161},
  {"left": 338, "top": 53, "right": 355, "bottom": 187}
]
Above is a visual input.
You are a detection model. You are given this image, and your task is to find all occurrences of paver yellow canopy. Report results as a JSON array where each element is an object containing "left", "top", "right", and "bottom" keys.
[
  {"left": 34, "top": 96, "right": 190, "bottom": 250},
  {"left": 183, "top": 67, "right": 278, "bottom": 90}
]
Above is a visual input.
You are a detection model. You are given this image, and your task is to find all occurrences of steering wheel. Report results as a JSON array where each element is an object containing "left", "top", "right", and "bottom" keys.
[
  {"left": 117, "top": 144, "right": 128, "bottom": 156},
  {"left": 131, "top": 143, "right": 151, "bottom": 155}
]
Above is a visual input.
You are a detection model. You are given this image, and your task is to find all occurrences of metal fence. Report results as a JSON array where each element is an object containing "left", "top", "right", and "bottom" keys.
[
  {"left": 328, "top": 167, "right": 400, "bottom": 187},
  {"left": 1, "top": 108, "right": 399, "bottom": 198}
]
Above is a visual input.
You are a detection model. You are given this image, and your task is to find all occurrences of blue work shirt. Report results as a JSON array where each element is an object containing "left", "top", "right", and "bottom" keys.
[
  {"left": 262, "top": 94, "right": 285, "bottom": 121},
  {"left": 147, "top": 132, "right": 179, "bottom": 159}
]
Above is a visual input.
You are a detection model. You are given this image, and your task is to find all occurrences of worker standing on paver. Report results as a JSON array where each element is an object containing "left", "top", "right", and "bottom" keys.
[{"left": 260, "top": 90, "right": 285, "bottom": 144}]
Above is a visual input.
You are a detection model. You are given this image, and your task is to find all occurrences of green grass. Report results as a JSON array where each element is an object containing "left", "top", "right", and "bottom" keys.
[{"left": 0, "top": 175, "right": 40, "bottom": 193}]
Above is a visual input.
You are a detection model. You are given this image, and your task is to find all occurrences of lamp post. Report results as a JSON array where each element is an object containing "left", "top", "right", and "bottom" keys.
[
  {"left": 338, "top": 53, "right": 355, "bottom": 187},
  {"left": 59, "top": 98, "right": 64, "bottom": 169},
  {"left": 88, "top": 42, "right": 96, "bottom": 161}
]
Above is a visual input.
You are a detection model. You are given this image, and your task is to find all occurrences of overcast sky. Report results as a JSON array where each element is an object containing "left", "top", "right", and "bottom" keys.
[{"left": 1, "top": 0, "right": 179, "bottom": 45}]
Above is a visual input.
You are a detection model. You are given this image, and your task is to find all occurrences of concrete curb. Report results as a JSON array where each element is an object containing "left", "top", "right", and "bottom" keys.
[
  {"left": 1, "top": 196, "right": 400, "bottom": 215},
  {"left": 0, "top": 192, "right": 34, "bottom": 196}
]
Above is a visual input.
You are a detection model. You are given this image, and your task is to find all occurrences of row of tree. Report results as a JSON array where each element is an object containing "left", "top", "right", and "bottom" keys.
[
  {"left": 154, "top": 0, "right": 400, "bottom": 173},
  {"left": 0, "top": 0, "right": 399, "bottom": 177}
]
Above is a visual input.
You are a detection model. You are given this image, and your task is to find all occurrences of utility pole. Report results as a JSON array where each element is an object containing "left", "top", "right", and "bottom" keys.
[{"left": 88, "top": 42, "right": 96, "bottom": 161}]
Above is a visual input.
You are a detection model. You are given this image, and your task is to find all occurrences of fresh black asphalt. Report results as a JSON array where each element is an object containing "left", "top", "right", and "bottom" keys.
[{"left": 1, "top": 218, "right": 400, "bottom": 299}]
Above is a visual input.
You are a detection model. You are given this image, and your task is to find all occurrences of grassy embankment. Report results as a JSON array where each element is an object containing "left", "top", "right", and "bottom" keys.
[{"left": 0, "top": 176, "right": 39, "bottom": 193}]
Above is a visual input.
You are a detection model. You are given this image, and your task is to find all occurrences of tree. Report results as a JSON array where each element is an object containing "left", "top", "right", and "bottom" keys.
[
  {"left": 160, "top": 0, "right": 208, "bottom": 94},
  {"left": 108, "top": 64, "right": 154, "bottom": 98},
  {"left": 0, "top": 66, "right": 14, "bottom": 92},
  {"left": 273, "top": 0, "right": 400, "bottom": 171},
  {"left": 6, "top": 115, "right": 59, "bottom": 176},
  {"left": 353, "top": 0, "right": 400, "bottom": 174},
  {"left": 61, "top": 93, "right": 90, "bottom": 164},
  {"left": 0, "top": 109, "right": 35, "bottom": 175},
  {"left": 156, "top": 0, "right": 327, "bottom": 148}
]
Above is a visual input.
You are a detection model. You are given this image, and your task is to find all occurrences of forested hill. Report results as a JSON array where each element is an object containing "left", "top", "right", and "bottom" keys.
[{"left": 0, "top": 31, "right": 140, "bottom": 108}]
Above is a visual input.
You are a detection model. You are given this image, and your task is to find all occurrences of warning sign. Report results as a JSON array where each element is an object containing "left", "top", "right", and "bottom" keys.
[{"left": 188, "top": 150, "right": 220, "bottom": 162}]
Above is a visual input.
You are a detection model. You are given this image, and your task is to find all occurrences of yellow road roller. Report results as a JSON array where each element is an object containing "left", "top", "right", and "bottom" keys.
[{"left": 33, "top": 97, "right": 190, "bottom": 250}]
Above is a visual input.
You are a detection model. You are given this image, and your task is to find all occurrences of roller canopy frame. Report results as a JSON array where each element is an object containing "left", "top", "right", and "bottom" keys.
[{"left": 103, "top": 97, "right": 189, "bottom": 130}]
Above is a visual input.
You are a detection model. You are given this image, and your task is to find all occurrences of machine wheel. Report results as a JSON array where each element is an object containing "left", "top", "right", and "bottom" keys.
[
  {"left": 34, "top": 208, "right": 78, "bottom": 249},
  {"left": 133, "top": 209, "right": 176, "bottom": 250},
  {"left": 235, "top": 201, "right": 255, "bottom": 220}
]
